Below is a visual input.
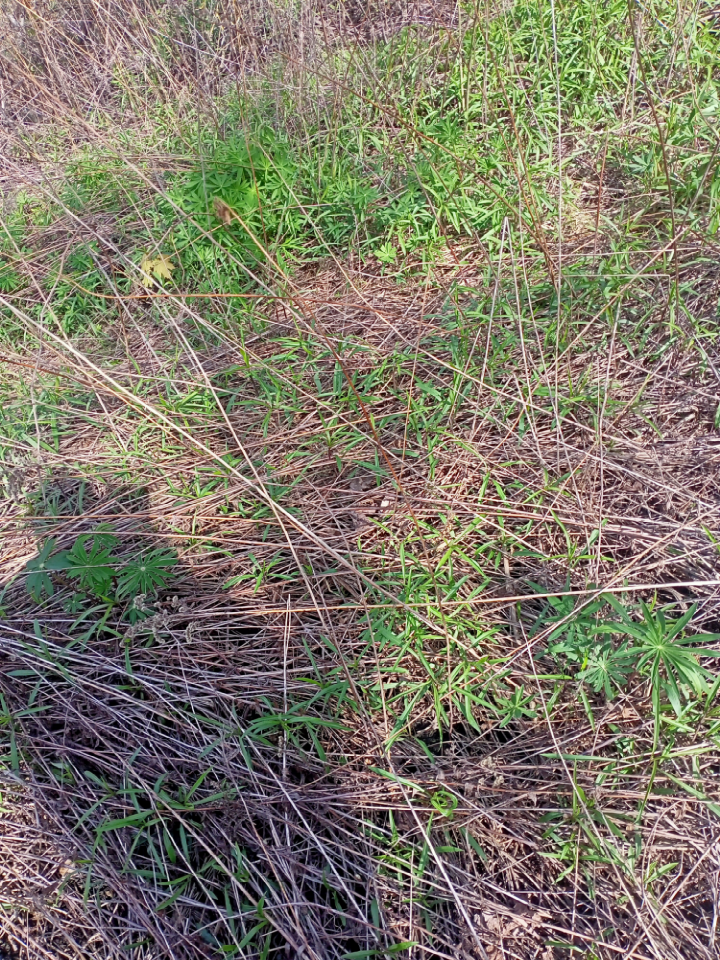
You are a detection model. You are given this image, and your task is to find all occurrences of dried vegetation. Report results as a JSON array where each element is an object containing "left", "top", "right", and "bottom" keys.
[{"left": 2, "top": 1, "right": 720, "bottom": 959}]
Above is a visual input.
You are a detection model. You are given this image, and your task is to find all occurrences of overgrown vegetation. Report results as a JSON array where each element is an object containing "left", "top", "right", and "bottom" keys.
[{"left": 2, "top": 0, "right": 720, "bottom": 958}]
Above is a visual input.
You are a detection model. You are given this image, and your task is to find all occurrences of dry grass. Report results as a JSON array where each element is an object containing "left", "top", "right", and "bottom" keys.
[{"left": 2, "top": 1, "right": 720, "bottom": 959}]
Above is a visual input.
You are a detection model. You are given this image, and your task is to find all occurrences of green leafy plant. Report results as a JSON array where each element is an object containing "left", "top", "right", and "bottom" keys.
[
  {"left": 576, "top": 639, "right": 636, "bottom": 699},
  {"left": 222, "top": 552, "right": 292, "bottom": 594},
  {"left": 23, "top": 538, "right": 69, "bottom": 602},
  {"left": 373, "top": 241, "right": 398, "bottom": 265},
  {"left": 116, "top": 548, "right": 178, "bottom": 599},
  {"left": 536, "top": 589, "right": 608, "bottom": 669},
  {"left": 539, "top": 593, "right": 720, "bottom": 738},
  {"left": 24, "top": 533, "right": 178, "bottom": 609},
  {"left": 493, "top": 685, "right": 537, "bottom": 726},
  {"left": 59, "top": 532, "right": 119, "bottom": 597},
  {"left": 534, "top": 588, "right": 628, "bottom": 698},
  {"left": 598, "top": 598, "right": 720, "bottom": 742}
]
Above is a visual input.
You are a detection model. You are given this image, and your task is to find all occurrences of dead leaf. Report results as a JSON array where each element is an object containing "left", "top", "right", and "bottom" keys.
[
  {"left": 140, "top": 254, "right": 175, "bottom": 287},
  {"left": 213, "top": 197, "right": 233, "bottom": 225}
]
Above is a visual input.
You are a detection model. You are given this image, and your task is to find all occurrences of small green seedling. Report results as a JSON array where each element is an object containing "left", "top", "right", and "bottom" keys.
[
  {"left": 23, "top": 532, "right": 178, "bottom": 610},
  {"left": 24, "top": 538, "right": 72, "bottom": 602}
]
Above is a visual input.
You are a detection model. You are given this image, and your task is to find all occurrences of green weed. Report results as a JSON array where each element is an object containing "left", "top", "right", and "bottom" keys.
[{"left": 22, "top": 531, "right": 178, "bottom": 621}]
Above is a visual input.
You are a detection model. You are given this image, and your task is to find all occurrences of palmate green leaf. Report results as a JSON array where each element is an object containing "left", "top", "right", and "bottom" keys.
[
  {"left": 628, "top": 637, "right": 719, "bottom": 709},
  {"left": 88, "top": 526, "right": 120, "bottom": 550},
  {"left": 577, "top": 641, "right": 635, "bottom": 699},
  {"left": 24, "top": 538, "right": 69, "bottom": 601},
  {"left": 64, "top": 535, "right": 118, "bottom": 597},
  {"left": 606, "top": 600, "right": 720, "bottom": 730},
  {"left": 116, "top": 549, "right": 178, "bottom": 599}
]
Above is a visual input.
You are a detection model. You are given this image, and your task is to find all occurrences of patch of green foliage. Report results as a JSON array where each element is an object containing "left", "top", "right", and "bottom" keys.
[
  {"left": 23, "top": 529, "right": 178, "bottom": 623},
  {"left": 537, "top": 592, "right": 720, "bottom": 741}
]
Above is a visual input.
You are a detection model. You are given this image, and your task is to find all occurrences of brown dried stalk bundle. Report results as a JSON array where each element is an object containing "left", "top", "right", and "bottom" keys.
[{"left": 2, "top": 2, "right": 720, "bottom": 960}]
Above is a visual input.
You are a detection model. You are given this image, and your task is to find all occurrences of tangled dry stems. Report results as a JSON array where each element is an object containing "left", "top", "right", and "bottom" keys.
[
  {"left": 3, "top": 257, "right": 720, "bottom": 957},
  {"left": 2, "top": 1, "right": 720, "bottom": 959}
]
